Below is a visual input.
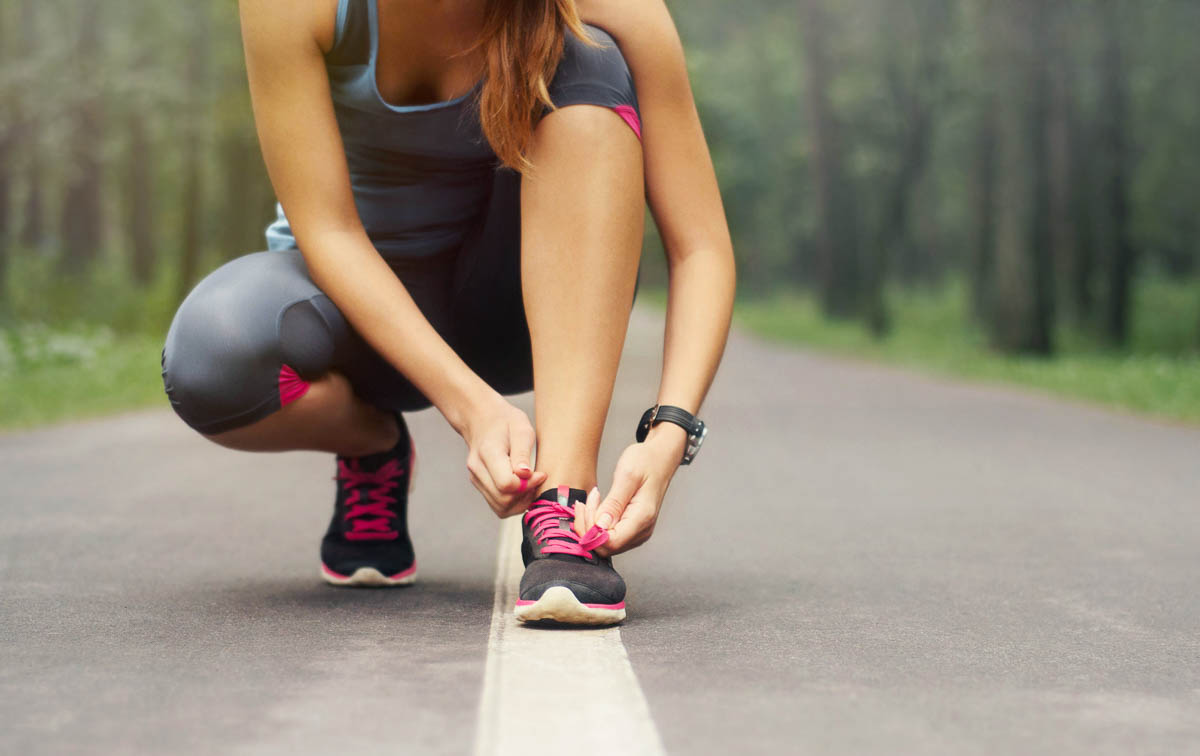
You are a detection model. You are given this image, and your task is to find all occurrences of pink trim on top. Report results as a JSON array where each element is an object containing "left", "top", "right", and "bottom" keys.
[
  {"left": 278, "top": 363, "right": 311, "bottom": 407},
  {"left": 612, "top": 104, "right": 642, "bottom": 141}
]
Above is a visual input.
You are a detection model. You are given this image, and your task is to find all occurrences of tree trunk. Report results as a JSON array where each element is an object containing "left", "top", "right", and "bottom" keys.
[
  {"left": 1026, "top": 0, "right": 1055, "bottom": 354},
  {"left": 176, "top": 5, "right": 210, "bottom": 304},
  {"left": 1046, "top": 2, "right": 1079, "bottom": 323},
  {"left": 1098, "top": 0, "right": 1134, "bottom": 346},
  {"left": 799, "top": 0, "right": 860, "bottom": 319},
  {"left": 58, "top": 0, "right": 104, "bottom": 275},
  {"left": 0, "top": 4, "right": 11, "bottom": 304},
  {"left": 970, "top": 96, "right": 997, "bottom": 326},
  {"left": 220, "top": 132, "right": 261, "bottom": 259},
  {"left": 17, "top": 0, "right": 44, "bottom": 251},
  {"left": 989, "top": 0, "right": 1054, "bottom": 355},
  {"left": 127, "top": 112, "right": 156, "bottom": 286}
]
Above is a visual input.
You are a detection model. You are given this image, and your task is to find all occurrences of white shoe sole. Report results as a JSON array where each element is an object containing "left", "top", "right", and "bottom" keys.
[
  {"left": 320, "top": 563, "right": 417, "bottom": 587},
  {"left": 514, "top": 585, "right": 626, "bottom": 625}
]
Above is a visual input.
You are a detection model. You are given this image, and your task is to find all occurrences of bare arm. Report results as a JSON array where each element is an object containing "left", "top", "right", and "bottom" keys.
[{"left": 239, "top": 0, "right": 544, "bottom": 509}]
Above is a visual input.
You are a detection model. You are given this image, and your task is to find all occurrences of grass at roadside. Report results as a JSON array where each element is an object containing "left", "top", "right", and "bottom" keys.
[
  {"left": 0, "top": 325, "right": 166, "bottom": 431},
  {"left": 720, "top": 280, "right": 1200, "bottom": 424}
]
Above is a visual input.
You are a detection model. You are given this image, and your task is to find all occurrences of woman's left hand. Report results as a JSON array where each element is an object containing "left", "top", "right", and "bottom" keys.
[{"left": 588, "top": 423, "right": 687, "bottom": 556}]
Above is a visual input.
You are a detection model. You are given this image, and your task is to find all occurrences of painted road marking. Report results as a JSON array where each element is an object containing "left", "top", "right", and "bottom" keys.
[{"left": 473, "top": 517, "right": 666, "bottom": 756}]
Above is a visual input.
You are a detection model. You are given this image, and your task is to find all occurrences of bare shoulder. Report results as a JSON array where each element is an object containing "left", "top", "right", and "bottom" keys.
[
  {"left": 238, "top": 0, "right": 339, "bottom": 55},
  {"left": 577, "top": 0, "right": 677, "bottom": 46}
]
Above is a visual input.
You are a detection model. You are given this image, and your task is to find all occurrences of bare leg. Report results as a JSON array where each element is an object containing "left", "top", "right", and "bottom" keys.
[
  {"left": 203, "top": 369, "right": 399, "bottom": 457},
  {"left": 521, "top": 105, "right": 645, "bottom": 492}
]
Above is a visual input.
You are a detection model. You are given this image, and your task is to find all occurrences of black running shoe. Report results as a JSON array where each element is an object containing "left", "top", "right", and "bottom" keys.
[
  {"left": 320, "top": 412, "right": 417, "bottom": 587},
  {"left": 515, "top": 485, "right": 626, "bottom": 625}
]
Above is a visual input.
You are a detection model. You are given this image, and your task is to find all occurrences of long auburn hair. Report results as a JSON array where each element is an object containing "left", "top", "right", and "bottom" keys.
[{"left": 458, "top": 0, "right": 602, "bottom": 175}]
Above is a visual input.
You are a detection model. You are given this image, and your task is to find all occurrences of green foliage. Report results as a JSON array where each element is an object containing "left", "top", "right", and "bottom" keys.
[
  {"left": 733, "top": 278, "right": 1200, "bottom": 423},
  {"left": 0, "top": 323, "right": 165, "bottom": 429},
  {"left": 2, "top": 248, "right": 178, "bottom": 338}
]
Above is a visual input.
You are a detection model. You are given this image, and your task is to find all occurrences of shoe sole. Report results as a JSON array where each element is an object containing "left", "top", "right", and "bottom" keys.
[
  {"left": 514, "top": 586, "right": 626, "bottom": 626},
  {"left": 321, "top": 562, "right": 417, "bottom": 587}
]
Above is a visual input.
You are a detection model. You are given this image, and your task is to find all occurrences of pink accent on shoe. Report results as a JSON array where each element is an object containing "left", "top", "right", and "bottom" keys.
[
  {"left": 612, "top": 104, "right": 641, "bottom": 141},
  {"left": 335, "top": 457, "right": 405, "bottom": 540},
  {"left": 387, "top": 561, "right": 418, "bottom": 580},
  {"left": 522, "top": 485, "right": 609, "bottom": 558},
  {"left": 514, "top": 598, "right": 626, "bottom": 610},
  {"left": 278, "top": 363, "right": 310, "bottom": 407}
]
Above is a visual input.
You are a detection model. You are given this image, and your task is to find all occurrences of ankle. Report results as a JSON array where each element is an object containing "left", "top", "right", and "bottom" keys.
[{"left": 337, "top": 410, "right": 403, "bottom": 458}]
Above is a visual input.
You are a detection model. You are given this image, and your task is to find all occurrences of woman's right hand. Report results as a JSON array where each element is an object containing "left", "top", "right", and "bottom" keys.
[{"left": 461, "top": 392, "right": 547, "bottom": 518}]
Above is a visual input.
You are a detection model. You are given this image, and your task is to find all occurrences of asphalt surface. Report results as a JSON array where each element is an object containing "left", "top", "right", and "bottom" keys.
[{"left": 3, "top": 306, "right": 1199, "bottom": 754}]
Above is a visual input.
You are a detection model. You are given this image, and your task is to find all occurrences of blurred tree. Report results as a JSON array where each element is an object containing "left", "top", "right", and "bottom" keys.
[
  {"left": 122, "top": 1, "right": 158, "bottom": 286},
  {"left": 862, "top": 0, "right": 951, "bottom": 334},
  {"left": 987, "top": 0, "right": 1053, "bottom": 355},
  {"left": 17, "top": 0, "right": 45, "bottom": 252},
  {"left": 0, "top": 2, "right": 11, "bottom": 304},
  {"left": 176, "top": 3, "right": 211, "bottom": 304},
  {"left": 1096, "top": 0, "right": 1135, "bottom": 346},
  {"left": 58, "top": 0, "right": 104, "bottom": 276},
  {"left": 799, "top": 0, "right": 861, "bottom": 319}
]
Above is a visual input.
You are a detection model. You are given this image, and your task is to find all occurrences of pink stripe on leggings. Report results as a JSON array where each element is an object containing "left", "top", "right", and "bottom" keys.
[
  {"left": 278, "top": 363, "right": 311, "bottom": 407},
  {"left": 612, "top": 104, "right": 642, "bottom": 141}
]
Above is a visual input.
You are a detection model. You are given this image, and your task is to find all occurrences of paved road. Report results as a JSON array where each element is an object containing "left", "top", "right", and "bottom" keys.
[{"left": 3, "top": 306, "right": 1199, "bottom": 754}]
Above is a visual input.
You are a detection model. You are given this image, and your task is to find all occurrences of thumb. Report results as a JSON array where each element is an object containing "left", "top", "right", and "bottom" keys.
[{"left": 596, "top": 471, "right": 638, "bottom": 531}]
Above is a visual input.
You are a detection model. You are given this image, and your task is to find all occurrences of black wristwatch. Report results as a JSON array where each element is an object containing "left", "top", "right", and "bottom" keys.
[{"left": 636, "top": 404, "right": 707, "bottom": 465}]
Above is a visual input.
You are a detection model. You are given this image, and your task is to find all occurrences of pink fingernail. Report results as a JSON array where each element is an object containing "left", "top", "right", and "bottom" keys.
[{"left": 518, "top": 478, "right": 528, "bottom": 492}]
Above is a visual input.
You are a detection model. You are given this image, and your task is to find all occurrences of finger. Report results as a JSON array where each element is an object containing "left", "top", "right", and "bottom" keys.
[
  {"left": 496, "top": 470, "right": 547, "bottom": 517},
  {"left": 584, "top": 486, "right": 601, "bottom": 532},
  {"left": 574, "top": 500, "right": 587, "bottom": 538},
  {"left": 480, "top": 440, "right": 522, "bottom": 495},
  {"left": 595, "top": 504, "right": 652, "bottom": 556},
  {"left": 492, "top": 471, "right": 549, "bottom": 520},
  {"left": 596, "top": 471, "right": 639, "bottom": 532},
  {"left": 574, "top": 487, "right": 600, "bottom": 537},
  {"left": 466, "top": 453, "right": 504, "bottom": 515},
  {"left": 509, "top": 423, "right": 535, "bottom": 478},
  {"left": 467, "top": 468, "right": 504, "bottom": 516}
]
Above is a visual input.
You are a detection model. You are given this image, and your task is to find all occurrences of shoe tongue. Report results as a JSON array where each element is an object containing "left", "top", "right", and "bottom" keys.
[
  {"left": 534, "top": 485, "right": 589, "bottom": 507},
  {"left": 534, "top": 485, "right": 591, "bottom": 548}
]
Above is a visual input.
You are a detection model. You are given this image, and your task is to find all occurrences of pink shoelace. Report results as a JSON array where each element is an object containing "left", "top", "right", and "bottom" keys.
[
  {"left": 523, "top": 485, "right": 609, "bottom": 558},
  {"left": 334, "top": 457, "right": 405, "bottom": 541}
]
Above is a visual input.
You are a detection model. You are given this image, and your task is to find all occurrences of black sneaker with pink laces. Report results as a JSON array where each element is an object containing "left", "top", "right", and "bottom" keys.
[
  {"left": 515, "top": 485, "right": 627, "bottom": 625},
  {"left": 320, "top": 412, "right": 417, "bottom": 586}
]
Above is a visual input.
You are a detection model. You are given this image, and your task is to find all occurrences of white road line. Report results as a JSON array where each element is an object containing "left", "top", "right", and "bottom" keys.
[{"left": 473, "top": 517, "right": 666, "bottom": 756}]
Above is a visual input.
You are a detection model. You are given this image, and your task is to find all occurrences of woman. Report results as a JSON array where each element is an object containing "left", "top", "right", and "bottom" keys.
[{"left": 161, "top": 0, "right": 735, "bottom": 626}]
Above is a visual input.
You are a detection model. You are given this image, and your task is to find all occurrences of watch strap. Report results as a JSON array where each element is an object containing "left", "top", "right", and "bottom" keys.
[{"left": 636, "top": 404, "right": 704, "bottom": 443}]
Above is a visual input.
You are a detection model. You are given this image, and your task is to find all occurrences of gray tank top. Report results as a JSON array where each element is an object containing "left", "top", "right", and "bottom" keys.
[{"left": 265, "top": 0, "right": 497, "bottom": 261}]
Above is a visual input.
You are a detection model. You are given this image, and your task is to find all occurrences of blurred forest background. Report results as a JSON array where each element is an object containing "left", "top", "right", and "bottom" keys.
[{"left": 0, "top": 0, "right": 1198, "bottom": 427}]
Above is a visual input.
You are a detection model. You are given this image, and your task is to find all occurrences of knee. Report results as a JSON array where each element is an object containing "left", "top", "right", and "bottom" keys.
[{"left": 161, "top": 251, "right": 337, "bottom": 435}]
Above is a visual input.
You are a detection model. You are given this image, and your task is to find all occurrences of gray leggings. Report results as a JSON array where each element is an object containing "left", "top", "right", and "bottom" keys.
[{"left": 161, "top": 170, "right": 533, "bottom": 435}]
